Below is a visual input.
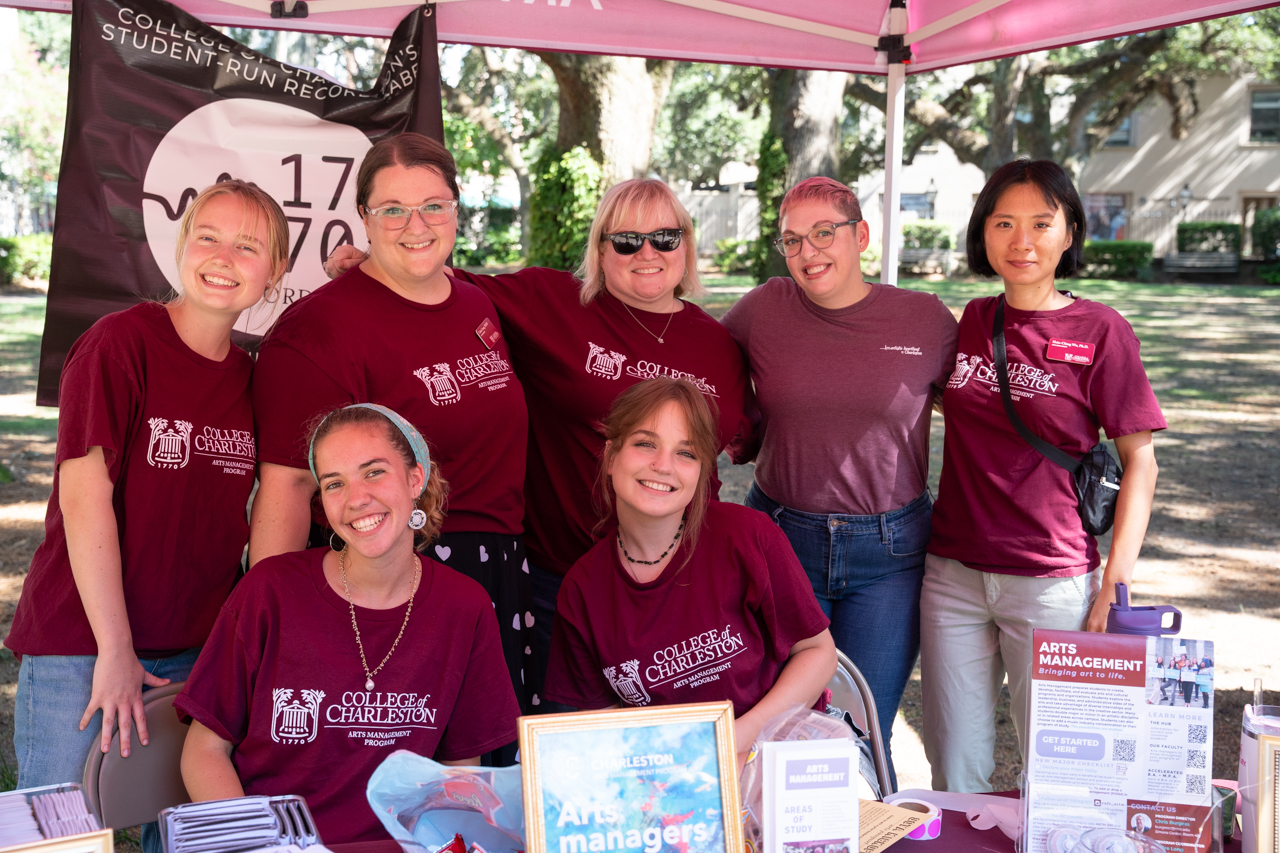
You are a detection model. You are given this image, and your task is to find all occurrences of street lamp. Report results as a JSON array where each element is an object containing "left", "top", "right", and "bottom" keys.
[
  {"left": 925, "top": 178, "right": 938, "bottom": 220},
  {"left": 1178, "top": 183, "right": 1193, "bottom": 210}
]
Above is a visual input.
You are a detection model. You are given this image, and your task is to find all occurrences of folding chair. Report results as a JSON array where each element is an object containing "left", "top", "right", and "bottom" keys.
[
  {"left": 82, "top": 681, "right": 192, "bottom": 828},
  {"left": 826, "top": 650, "right": 894, "bottom": 797}
]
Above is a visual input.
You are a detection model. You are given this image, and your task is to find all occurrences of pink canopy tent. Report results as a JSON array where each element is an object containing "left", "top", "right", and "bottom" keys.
[{"left": 7, "top": 0, "right": 1277, "bottom": 280}]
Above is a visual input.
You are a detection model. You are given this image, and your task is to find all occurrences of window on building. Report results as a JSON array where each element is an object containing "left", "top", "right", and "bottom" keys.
[
  {"left": 1084, "top": 194, "right": 1129, "bottom": 241},
  {"left": 1104, "top": 116, "right": 1134, "bottom": 147},
  {"left": 1251, "top": 91, "right": 1280, "bottom": 143}
]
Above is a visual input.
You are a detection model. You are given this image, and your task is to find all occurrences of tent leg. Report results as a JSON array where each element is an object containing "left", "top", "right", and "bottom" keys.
[{"left": 881, "top": 61, "right": 905, "bottom": 286}]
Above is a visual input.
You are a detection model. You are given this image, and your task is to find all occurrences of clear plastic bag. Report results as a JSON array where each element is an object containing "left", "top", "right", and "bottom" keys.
[{"left": 366, "top": 751, "right": 524, "bottom": 853}]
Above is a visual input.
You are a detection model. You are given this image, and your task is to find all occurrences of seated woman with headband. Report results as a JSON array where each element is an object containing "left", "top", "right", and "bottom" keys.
[
  {"left": 176, "top": 404, "right": 518, "bottom": 844},
  {"left": 544, "top": 377, "right": 836, "bottom": 769}
]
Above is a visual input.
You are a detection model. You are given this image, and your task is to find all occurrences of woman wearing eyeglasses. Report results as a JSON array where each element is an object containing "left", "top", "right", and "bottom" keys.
[
  {"left": 249, "top": 134, "right": 534, "bottom": 746},
  {"left": 325, "top": 176, "right": 749, "bottom": 713},
  {"left": 721, "top": 177, "right": 958, "bottom": 788}
]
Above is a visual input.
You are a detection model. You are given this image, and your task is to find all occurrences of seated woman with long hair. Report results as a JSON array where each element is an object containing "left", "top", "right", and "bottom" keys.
[
  {"left": 176, "top": 404, "right": 519, "bottom": 844},
  {"left": 544, "top": 377, "right": 836, "bottom": 764}
]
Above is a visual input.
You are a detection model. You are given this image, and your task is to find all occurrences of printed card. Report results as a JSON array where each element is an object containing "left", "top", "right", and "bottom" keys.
[{"left": 761, "top": 740, "right": 859, "bottom": 853}]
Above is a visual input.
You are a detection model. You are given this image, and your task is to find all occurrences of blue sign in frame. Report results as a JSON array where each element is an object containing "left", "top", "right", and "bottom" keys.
[{"left": 519, "top": 702, "right": 742, "bottom": 853}]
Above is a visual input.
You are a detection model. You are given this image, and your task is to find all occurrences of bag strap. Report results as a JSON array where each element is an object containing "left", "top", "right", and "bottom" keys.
[{"left": 992, "top": 297, "right": 1080, "bottom": 473}]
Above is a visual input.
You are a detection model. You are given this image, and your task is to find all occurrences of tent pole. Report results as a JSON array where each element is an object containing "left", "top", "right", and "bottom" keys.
[{"left": 880, "top": 0, "right": 908, "bottom": 286}]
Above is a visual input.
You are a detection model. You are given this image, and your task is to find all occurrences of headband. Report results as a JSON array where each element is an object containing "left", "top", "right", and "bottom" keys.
[{"left": 308, "top": 403, "right": 431, "bottom": 498}]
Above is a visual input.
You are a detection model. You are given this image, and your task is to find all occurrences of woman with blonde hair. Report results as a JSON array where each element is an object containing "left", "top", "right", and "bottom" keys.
[
  {"left": 544, "top": 377, "right": 834, "bottom": 765},
  {"left": 178, "top": 404, "right": 517, "bottom": 843},
  {"left": 7, "top": 180, "right": 288, "bottom": 793},
  {"left": 325, "top": 172, "right": 750, "bottom": 711}
]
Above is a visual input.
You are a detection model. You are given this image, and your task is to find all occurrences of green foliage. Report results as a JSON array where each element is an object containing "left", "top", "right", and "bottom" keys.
[
  {"left": 748, "top": 131, "right": 787, "bottom": 283},
  {"left": 1252, "top": 207, "right": 1280, "bottom": 262},
  {"left": 903, "top": 222, "right": 953, "bottom": 250},
  {"left": 1176, "top": 222, "right": 1241, "bottom": 254},
  {"left": 0, "top": 238, "right": 18, "bottom": 285},
  {"left": 714, "top": 238, "right": 752, "bottom": 274},
  {"left": 444, "top": 112, "right": 504, "bottom": 181},
  {"left": 528, "top": 146, "right": 602, "bottom": 271},
  {"left": 1083, "top": 241, "right": 1154, "bottom": 279},
  {"left": 653, "top": 63, "right": 767, "bottom": 186},
  {"left": 455, "top": 204, "right": 522, "bottom": 267},
  {"left": 1257, "top": 264, "right": 1280, "bottom": 285},
  {"left": 1, "top": 14, "right": 68, "bottom": 204},
  {"left": 13, "top": 234, "right": 53, "bottom": 281},
  {"left": 222, "top": 28, "right": 387, "bottom": 90}
]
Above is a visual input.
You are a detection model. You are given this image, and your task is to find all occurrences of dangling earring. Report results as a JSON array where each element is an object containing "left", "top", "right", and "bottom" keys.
[
  {"left": 408, "top": 509, "right": 427, "bottom": 530},
  {"left": 329, "top": 530, "right": 345, "bottom": 551}
]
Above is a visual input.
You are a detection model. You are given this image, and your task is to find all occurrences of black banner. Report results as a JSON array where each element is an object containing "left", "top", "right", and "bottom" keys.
[{"left": 37, "top": 0, "right": 438, "bottom": 405}]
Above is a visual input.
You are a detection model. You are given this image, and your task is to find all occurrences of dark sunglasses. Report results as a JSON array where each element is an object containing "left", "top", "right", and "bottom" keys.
[{"left": 601, "top": 228, "right": 683, "bottom": 255}]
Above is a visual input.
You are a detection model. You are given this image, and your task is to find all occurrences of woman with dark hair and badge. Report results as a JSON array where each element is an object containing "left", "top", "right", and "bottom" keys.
[
  {"left": 6, "top": 181, "right": 288, "bottom": 799},
  {"left": 178, "top": 404, "right": 517, "bottom": 845},
  {"left": 249, "top": 134, "right": 534, "bottom": 746},
  {"left": 921, "top": 159, "right": 1164, "bottom": 792}
]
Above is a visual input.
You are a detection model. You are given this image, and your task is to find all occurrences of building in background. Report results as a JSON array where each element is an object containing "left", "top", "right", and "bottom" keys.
[{"left": 1078, "top": 75, "right": 1280, "bottom": 258}]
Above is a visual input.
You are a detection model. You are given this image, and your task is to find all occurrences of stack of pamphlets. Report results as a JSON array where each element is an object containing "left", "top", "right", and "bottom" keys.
[
  {"left": 0, "top": 785, "right": 100, "bottom": 847},
  {"left": 159, "top": 796, "right": 320, "bottom": 853}
]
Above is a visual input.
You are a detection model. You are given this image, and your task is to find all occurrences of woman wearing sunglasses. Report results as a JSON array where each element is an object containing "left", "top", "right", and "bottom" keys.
[
  {"left": 720, "top": 177, "right": 958, "bottom": 788},
  {"left": 249, "top": 134, "right": 534, "bottom": 751},
  {"left": 325, "top": 176, "right": 749, "bottom": 713}
]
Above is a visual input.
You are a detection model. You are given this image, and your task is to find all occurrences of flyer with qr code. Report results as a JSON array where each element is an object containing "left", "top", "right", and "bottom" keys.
[{"left": 1024, "top": 630, "right": 1215, "bottom": 853}]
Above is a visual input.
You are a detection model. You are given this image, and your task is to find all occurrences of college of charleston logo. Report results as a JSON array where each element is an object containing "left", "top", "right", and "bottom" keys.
[
  {"left": 270, "top": 688, "right": 325, "bottom": 745},
  {"left": 414, "top": 364, "right": 462, "bottom": 405},
  {"left": 585, "top": 342, "right": 627, "bottom": 380},
  {"left": 145, "top": 418, "right": 192, "bottom": 469},
  {"left": 602, "top": 660, "right": 651, "bottom": 706}
]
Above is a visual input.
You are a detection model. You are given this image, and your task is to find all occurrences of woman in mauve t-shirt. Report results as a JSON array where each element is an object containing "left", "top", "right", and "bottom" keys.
[
  {"left": 722, "top": 177, "right": 957, "bottom": 787},
  {"left": 325, "top": 178, "right": 750, "bottom": 713},
  {"left": 250, "top": 134, "right": 534, "bottom": 732},
  {"left": 544, "top": 378, "right": 834, "bottom": 766},
  {"left": 922, "top": 160, "right": 1164, "bottom": 793},
  {"left": 6, "top": 181, "right": 289, "bottom": 796},
  {"left": 178, "top": 404, "right": 518, "bottom": 845}
]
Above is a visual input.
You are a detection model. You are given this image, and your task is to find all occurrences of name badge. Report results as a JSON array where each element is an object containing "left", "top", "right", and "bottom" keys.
[
  {"left": 475, "top": 317, "right": 501, "bottom": 350},
  {"left": 1046, "top": 338, "right": 1095, "bottom": 365}
]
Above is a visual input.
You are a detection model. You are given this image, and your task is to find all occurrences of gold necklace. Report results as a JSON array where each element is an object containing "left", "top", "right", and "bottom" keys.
[
  {"left": 338, "top": 547, "right": 421, "bottom": 692},
  {"left": 620, "top": 301, "right": 676, "bottom": 344}
]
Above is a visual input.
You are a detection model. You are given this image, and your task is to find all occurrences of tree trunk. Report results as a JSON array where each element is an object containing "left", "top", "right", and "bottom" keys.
[
  {"left": 982, "top": 55, "right": 1029, "bottom": 177},
  {"left": 535, "top": 53, "right": 675, "bottom": 186},
  {"left": 774, "top": 69, "right": 847, "bottom": 188}
]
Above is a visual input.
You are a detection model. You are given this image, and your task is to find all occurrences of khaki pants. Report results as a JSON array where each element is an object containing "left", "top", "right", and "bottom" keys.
[{"left": 919, "top": 553, "right": 1100, "bottom": 792}]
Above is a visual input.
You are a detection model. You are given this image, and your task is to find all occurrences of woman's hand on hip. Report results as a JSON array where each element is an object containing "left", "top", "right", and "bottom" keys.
[{"left": 81, "top": 647, "right": 170, "bottom": 757}]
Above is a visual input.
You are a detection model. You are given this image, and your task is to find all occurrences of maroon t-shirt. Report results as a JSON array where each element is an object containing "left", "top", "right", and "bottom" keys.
[
  {"left": 7, "top": 303, "right": 254, "bottom": 658},
  {"left": 451, "top": 267, "right": 750, "bottom": 575},
  {"left": 544, "top": 501, "right": 829, "bottom": 714},
  {"left": 929, "top": 296, "right": 1167, "bottom": 577},
  {"left": 722, "top": 279, "right": 958, "bottom": 515},
  {"left": 253, "top": 268, "right": 527, "bottom": 535},
  {"left": 174, "top": 548, "right": 518, "bottom": 844}
]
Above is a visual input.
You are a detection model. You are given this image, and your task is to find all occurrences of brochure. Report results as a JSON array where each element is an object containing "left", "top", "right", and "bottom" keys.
[
  {"left": 761, "top": 740, "right": 859, "bottom": 853},
  {"left": 1025, "top": 629, "right": 1215, "bottom": 853}
]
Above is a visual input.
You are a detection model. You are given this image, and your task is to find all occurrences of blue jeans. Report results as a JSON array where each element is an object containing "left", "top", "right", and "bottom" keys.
[
  {"left": 16, "top": 648, "right": 202, "bottom": 852},
  {"left": 746, "top": 484, "right": 931, "bottom": 791}
]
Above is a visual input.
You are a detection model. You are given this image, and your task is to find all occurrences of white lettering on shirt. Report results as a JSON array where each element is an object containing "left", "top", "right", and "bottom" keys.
[{"left": 947, "top": 352, "right": 1059, "bottom": 398}]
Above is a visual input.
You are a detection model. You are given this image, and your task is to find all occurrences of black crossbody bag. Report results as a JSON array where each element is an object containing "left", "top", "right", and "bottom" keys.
[{"left": 992, "top": 298, "right": 1122, "bottom": 535}]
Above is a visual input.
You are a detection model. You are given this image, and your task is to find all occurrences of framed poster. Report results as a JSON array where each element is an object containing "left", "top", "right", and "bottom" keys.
[{"left": 519, "top": 702, "right": 741, "bottom": 853}]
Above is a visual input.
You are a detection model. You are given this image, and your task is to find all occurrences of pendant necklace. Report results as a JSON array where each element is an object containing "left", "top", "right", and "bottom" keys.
[
  {"left": 620, "top": 301, "right": 675, "bottom": 344},
  {"left": 339, "top": 546, "right": 421, "bottom": 692}
]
